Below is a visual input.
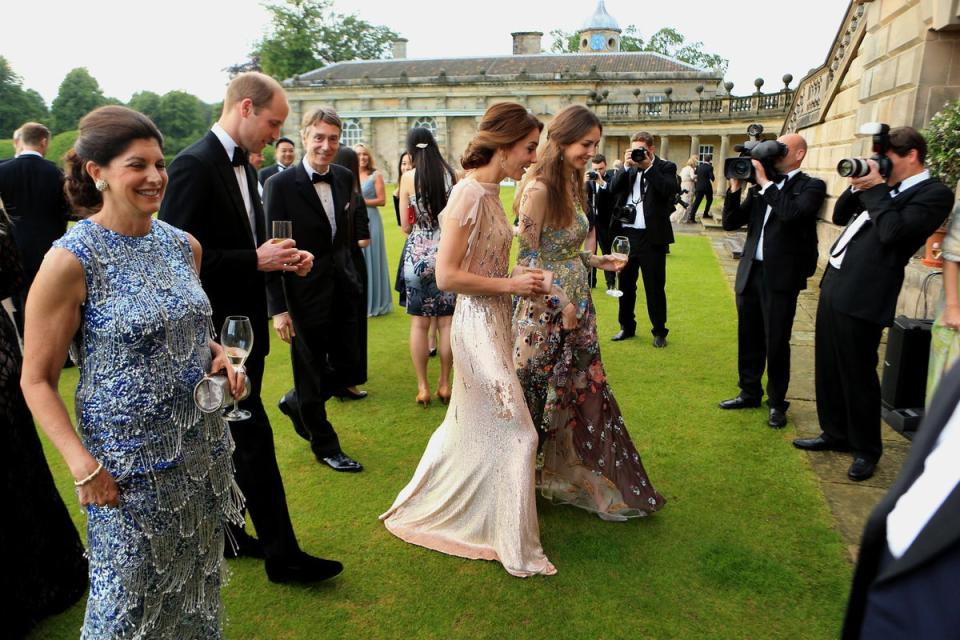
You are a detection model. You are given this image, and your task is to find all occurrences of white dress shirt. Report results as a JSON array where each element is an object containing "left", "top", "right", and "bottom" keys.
[
  {"left": 17, "top": 149, "right": 41, "bottom": 158},
  {"left": 302, "top": 157, "right": 337, "bottom": 240},
  {"left": 621, "top": 158, "right": 656, "bottom": 230},
  {"left": 210, "top": 123, "right": 256, "bottom": 245},
  {"left": 754, "top": 169, "right": 800, "bottom": 261}
]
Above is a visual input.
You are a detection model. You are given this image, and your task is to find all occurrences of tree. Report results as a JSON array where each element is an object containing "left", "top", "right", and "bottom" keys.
[
  {"left": 51, "top": 68, "right": 107, "bottom": 133},
  {"left": 549, "top": 26, "right": 729, "bottom": 75},
  {"left": 128, "top": 90, "right": 213, "bottom": 155},
  {"left": 0, "top": 57, "right": 49, "bottom": 135},
  {"left": 234, "top": 0, "right": 398, "bottom": 80},
  {"left": 128, "top": 90, "right": 162, "bottom": 120}
]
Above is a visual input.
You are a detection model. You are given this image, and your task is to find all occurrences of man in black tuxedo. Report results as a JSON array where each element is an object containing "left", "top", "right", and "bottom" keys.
[
  {"left": 258, "top": 136, "right": 296, "bottom": 186},
  {"left": 265, "top": 106, "right": 363, "bottom": 474},
  {"left": 586, "top": 153, "right": 616, "bottom": 290},
  {"left": 159, "top": 72, "right": 343, "bottom": 584},
  {"left": 607, "top": 131, "right": 679, "bottom": 347},
  {"left": 794, "top": 126, "right": 953, "bottom": 481},
  {"left": 719, "top": 134, "right": 825, "bottom": 428},
  {"left": 687, "top": 154, "right": 715, "bottom": 222},
  {"left": 0, "top": 122, "right": 70, "bottom": 333},
  {"left": 842, "top": 360, "right": 960, "bottom": 638}
]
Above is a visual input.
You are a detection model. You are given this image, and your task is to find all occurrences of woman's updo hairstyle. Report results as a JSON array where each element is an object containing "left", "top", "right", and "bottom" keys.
[
  {"left": 460, "top": 102, "right": 543, "bottom": 170},
  {"left": 64, "top": 105, "right": 164, "bottom": 214}
]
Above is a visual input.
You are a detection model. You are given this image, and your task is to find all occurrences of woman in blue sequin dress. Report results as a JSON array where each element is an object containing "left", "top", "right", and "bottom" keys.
[{"left": 21, "top": 106, "right": 244, "bottom": 639}]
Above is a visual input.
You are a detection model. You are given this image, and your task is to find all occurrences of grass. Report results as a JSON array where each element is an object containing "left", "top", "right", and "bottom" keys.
[{"left": 29, "top": 185, "right": 851, "bottom": 639}]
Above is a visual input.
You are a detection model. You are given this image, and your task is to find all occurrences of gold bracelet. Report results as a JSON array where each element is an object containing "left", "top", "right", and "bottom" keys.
[{"left": 74, "top": 462, "right": 103, "bottom": 487}]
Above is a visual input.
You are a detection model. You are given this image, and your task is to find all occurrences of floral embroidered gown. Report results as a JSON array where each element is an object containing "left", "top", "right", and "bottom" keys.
[{"left": 513, "top": 182, "right": 666, "bottom": 521}]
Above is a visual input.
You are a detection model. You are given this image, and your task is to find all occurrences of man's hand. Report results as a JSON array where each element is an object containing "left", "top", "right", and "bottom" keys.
[
  {"left": 257, "top": 238, "right": 301, "bottom": 272},
  {"left": 850, "top": 159, "right": 886, "bottom": 191},
  {"left": 752, "top": 160, "right": 770, "bottom": 187},
  {"left": 273, "top": 312, "right": 295, "bottom": 343},
  {"left": 293, "top": 250, "right": 313, "bottom": 277},
  {"left": 623, "top": 149, "right": 636, "bottom": 169}
]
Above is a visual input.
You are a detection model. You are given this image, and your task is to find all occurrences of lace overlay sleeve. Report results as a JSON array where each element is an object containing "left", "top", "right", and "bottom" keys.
[{"left": 439, "top": 179, "right": 488, "bottom": 265}]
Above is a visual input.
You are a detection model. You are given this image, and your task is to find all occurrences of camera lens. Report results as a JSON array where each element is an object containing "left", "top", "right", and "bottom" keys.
[{"left": 837, "top": 158, "right": 869, "bottom": 178}]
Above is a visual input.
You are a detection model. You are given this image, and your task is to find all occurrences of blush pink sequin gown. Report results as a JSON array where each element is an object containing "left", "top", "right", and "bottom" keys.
[{"left": 380, "top": 178, "right": 556, "bottom": 578}]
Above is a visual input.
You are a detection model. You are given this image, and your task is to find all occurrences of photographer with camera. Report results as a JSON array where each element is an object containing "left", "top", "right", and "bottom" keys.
[
  {"left": 794, "top": 125, "right": 953, "bottom": 482},
  {"left": 718, "top": 134, "right": 825, "bottom": 429},
  {"left": 586, "top": 154, "right": 616, "bottom": 290},
  {"left": 607, "top": 132, "right": 679, "bottom": 347}
]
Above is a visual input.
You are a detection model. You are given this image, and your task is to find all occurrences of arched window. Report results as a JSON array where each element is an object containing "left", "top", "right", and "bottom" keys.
[
  {"left": 413, "top": 116, "right": 438, "bottom": 138},
  {"left": 341, "top": 119, "right": 363, "bottom": 147}
]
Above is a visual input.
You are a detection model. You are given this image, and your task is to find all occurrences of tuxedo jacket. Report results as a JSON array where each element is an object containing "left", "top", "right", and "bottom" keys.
[
  {"left": 586, "top": 170, "right": 616, "bottom": 232},
  {"left": 843, "top": 361, "right": 960, "bottom": 638},
  {"left": 0, "top": 154, "right": 70, "bottom": 278},
  {"left": 258, "top": 163, "right": 287, "bottom": 187},
  {"left": 826, "top": 179, "right": 953, "bottom": 326},
  {"left": 157, "top": 131, "right": 269, "bottom": 360},
  {"left": 694, "top": 161, "right": 715, "bottom": 192},
  {"left": 722, "top": 171, "right": 825, "bottom": 295},
  {"left": 608, "top": 156, "right": 679, "bottom": 246},
  {"left": 263, "top": 162, "right": 362, "bottom": 329}
]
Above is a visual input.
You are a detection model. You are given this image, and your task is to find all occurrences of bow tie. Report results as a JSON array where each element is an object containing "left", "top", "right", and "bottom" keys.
[
  {"left": 312, "top": 171, "right": 333, "bottom": 186},
  {"left": 231, "top": 147, "right": 248, "bottom": 167},
  {"left": 890, "top": 182, "right": 902, "bottom": 196}
]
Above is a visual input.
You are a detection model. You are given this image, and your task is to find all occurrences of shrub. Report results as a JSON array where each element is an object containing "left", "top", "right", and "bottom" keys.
[{"left": 924, "top": 99, "right": 960, "bottom": 188}]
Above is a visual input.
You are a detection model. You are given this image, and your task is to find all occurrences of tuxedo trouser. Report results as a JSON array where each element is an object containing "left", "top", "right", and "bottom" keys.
[
  {"left": 228, "top": 353, "right": 301, "bottom": 560},
  {"left": 690, "top": 189, "right": 713, "bottom": 219},
  {"left": 617, "top": 227, "right": 668, "bottom": 337},
  {"left": 815, "top": 267, "right": 884, "bottom": 462},
  {"left": 736, "top": 261, "right": 799, "bottom": 411}
]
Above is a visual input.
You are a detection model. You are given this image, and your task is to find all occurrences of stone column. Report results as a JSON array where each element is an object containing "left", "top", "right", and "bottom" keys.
[
  {"left": 659, "top": 135, "right": 670, "bottom": 161},
  {"left": 690, "top": 135, "right": 701, "bottom": 160},
  {"left": 717, "top": 134, "right": 731, "bottom": 195}
]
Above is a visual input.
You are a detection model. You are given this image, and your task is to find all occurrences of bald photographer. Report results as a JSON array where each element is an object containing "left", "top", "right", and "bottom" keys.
[
  {"left": 719, "top": 134, "right": 825, "bottom": 429},
  {"left": 794, "top": 125, "right": 953, "bottom": 482}
]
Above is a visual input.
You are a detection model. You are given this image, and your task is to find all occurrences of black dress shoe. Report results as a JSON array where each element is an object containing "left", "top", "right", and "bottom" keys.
[
  {"left": 848, "top": 457, "right": 877, "bottom": 482},
  {"left": 703, "top": 212, "right": 713, "bottom": 219},
  {"left": 265, "top": 551, "right": 344, "bottom": 584},
  {"left": 333, "top": 388, "right": 368, "bottom": 401},
  {"left": 792, "top": 435, "right": 851, "bottom": 452},
  {"left": 320, "top": 452, "right": 363, "bottom": 472},
  {"left": 611, "top": 329, "right": 635, "bottom": 342},
  {"left": 718, "top": 395, "right": 762, "bottom": 410},
  {"left": 225, "top": 529, "right": 264, "bottom": 559},
  {"left": 278, "top": 391, "right": 310, "bottom": 442},
  {"left": 768, "top": 408, "right": 787, "bottom": 428},
  {"left": 652, "top": 335, "right": 667, "bottom": 348}
]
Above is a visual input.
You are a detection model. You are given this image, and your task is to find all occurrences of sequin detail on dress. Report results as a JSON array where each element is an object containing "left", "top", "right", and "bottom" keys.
[{"left": 53, "top": 219, "right": 243, "bottom": 639}]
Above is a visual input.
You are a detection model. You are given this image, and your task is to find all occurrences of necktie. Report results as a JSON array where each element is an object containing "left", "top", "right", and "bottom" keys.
[
  {"left": 312, "top": 171, "right": 334, "bottom": 186},
  {"left": 231, "top": 147, "right": 248, "bottom": 167}
]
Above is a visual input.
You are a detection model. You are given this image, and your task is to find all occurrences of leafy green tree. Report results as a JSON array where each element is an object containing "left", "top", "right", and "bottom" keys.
[
  {"left": 234, "top": 0, "right": 398, "bottom": 80},
  {"left": 0, "top": 57, "right": 49, "bottom": 135},
  {"left": 157, "top": 91, "right": 209, "bottom": 140},
  {"left": 51, "top": 68, "right": 107, "bottom": 133},
  {"left": 128, "top": 90, "right": 162, "bottom": 120}
]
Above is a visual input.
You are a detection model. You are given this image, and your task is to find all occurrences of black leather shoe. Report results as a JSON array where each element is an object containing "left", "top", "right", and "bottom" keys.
[
  {"left": 611, "top": 329, "right": 635, "bottom": 342},
  {"left": 718, "top": 395, "right": 762, "bottom": 410},
  {"left": 265, "top": 551, "right": 344, "bottom": 584},
  {"left": 792, "top": 435, "right": 851, "bottom": 452},
  {"left": 848, "top": 457, "right": 877, "bottom": 482},
  {"left": 278, "top": 391, "right": 310, "bottom": 442},
  {"left": 768, "top": 408, "right": 787, "bottom": 428},
  {"left": 703, "top": 212, "right": 713, "bottom": 219},
  {"left": 652, "top": 335, "right": 667, "bottom": 348},
  {"left": 225, "top": 529, "right": 264, "bottom": 559},
  {"left": 320, "top": 452, "right": 363, "bottom": 473},
  {"left": 333, "top": 388, "right": 368, "bottom": 401}
]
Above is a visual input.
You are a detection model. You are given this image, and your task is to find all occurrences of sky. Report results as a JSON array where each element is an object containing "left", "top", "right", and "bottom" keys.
[{"left": 3, "top": 0, "right": 849, "bottom": 105}]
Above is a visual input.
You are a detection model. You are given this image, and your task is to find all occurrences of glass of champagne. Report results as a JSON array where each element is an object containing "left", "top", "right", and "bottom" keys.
[
  {"left": 607, "top": 236, "right": 630, "bottom": 298},
  {"left": 272, "top": 220, "right": 293, "bottom": 243},
  {"left": 221, "top": 316, "right": 254, "bottom": 421}
]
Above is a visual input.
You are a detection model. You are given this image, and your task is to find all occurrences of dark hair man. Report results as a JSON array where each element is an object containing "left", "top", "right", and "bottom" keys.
[
  {"left": 258, "top": 136, "right": 297, "bottom": 186},
  {"left": 159, "top": 72, "right": 343, "bottom": 584},
  {"left": 607, "top": 131, "right": 679, "bottom": 347},
  {"left": 719, "top": 134, "right": 825, "bottom": 428},
  {"left": 687, "top": 153, "right": 715, "bottom": 222},
  {"left": 794, "top": 126, "right": 953, "bottom": 482},
  {"left": 585, "top": 153, "right": 616, "bottom": 290}
]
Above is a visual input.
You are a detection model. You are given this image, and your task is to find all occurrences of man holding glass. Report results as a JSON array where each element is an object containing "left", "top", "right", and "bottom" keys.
[{"left": 160, "top": 73, "right": 344, "bottom": 585}]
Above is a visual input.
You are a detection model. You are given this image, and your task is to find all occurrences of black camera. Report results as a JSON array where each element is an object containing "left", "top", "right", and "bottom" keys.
[
  {"left": 587, "top": 171, "right": 599, "bottom": 180},
  {"left": 837, "top": 123, "right": 893, "bottom": 178},
  {"left": 630, "top": 147, "right": 648, "bottom": 163},
  {"left": 723, "top": 124, "right": 787, "bottom": 184},
  {"left": 614, "top": 203, "right": 637, "bottom": 225}
]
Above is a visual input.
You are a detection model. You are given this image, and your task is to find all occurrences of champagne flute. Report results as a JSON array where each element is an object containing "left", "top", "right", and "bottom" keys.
[
  {"left": 607, "top": 236, "right": 630, "bottom": 298},
  {"left": 221, "top": 316, "right": 254, "bottom": 421},
  {"left": 272, "top": 220, "right": 293, "bottom": 243}
]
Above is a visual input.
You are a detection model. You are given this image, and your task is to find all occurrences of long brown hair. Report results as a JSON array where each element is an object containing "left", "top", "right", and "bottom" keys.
[
  {"left": 461, "top": 102, "right": 543, "bottom": 170},
  {"left": 522, "top": 105, "right": 601, "bottom": 229}
]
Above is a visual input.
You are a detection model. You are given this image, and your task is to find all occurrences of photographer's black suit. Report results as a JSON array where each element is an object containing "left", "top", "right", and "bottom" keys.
[
  {"left": 722, "top": 171, "right": 825, "bottom": 411},
  {"left": 843, "top": 360, "right": 960, "bottom": 638},
  {"left": 159, "top": 130, "right": 301, "bottom": 562},
  {"left": 608, "top": 156, "right": 678, "bottom": 338},
  {"left": 816, "top": 177, "right": 952, "bottom": 463},
  {"left": 689, "top": 160, "right": 715, "bottom": 220},
  {"left": 586, "top": 170, "right": 616, "bottom": 288}
]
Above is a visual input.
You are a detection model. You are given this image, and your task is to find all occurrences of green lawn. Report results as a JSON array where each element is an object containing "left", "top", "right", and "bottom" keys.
[{"left": 29, "top": 185, "right": 851, "bottom": 639}]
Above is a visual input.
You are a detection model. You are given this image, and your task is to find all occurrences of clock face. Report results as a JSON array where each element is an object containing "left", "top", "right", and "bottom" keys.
[{"left": 590, "top": 34, "right": 605, "bottom": 51}]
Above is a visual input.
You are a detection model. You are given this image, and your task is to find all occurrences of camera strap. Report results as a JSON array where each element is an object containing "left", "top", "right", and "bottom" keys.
[{"left": 629, "top": 170, "right": 647, "bottom": 205}]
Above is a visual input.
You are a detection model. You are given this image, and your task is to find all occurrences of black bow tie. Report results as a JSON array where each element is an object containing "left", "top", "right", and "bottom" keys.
[
  {"left": 891, "top": 182, "right": 902, "bottom": 196},
  {"left": 231, "top": 147, "right": 248, "bottom": 167},
  {"left": 312, "top": 171, "right": 333, "bottom": 186}
]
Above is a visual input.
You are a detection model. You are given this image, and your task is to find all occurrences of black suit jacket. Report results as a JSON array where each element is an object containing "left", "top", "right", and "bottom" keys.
[
  {"left": 258, "top": 163, "right": 289, "bottom": 187},
  {"left": 722, "top": 171, "right": 825, "bottom": 294},
  {"left": 694, "top": 161, "right": 715, "bottom": 192},
  {"left": 843, "top": 361, "right": 960, "bottom": 638},
  {"left": 263, "top": 162, "right": 362, "bottom": 328},
  {"left": 608, "top": 156, "right": 679, "bottom": 246},
  {"left": 586, "top": 170, "right": 615, "bottom": 232},
  {"left": 0, "top": 154, "right": 70, "bottom": 279},
  {"left": 158, "top": 131, "right": 269, "bottom": 360},
  {"left": 826, "top": 178, "right": 953, "bottom": 326}
]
